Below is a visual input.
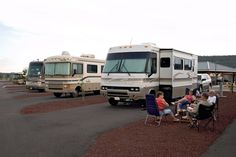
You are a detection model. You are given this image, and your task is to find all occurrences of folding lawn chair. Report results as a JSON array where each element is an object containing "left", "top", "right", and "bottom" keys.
[
  {"left": 192, "top": 104, "right": 215, "bottom": 131},
  {"left": 144, "top": 94, "right": 171, "bottom": 126}
]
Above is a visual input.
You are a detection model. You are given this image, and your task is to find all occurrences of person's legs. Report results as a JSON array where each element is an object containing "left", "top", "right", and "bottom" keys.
[
  {"left": 164, "top": 108, "right": 179, "bottom": 121},
  {"left": 179, "top": 100, "right": 189, "bottom": 109},
  {"left": 175, "top": 100, "right": 189, "bottom": 116},
  {"left": 175, "top": 103, "right": 181, "bottom": 116},
  {"left": 187, "top": 112, "right": 196, "bottom": 126}
]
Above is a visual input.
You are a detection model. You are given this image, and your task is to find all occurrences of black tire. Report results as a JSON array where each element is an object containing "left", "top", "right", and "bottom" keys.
[
  {"left": 199, "top": 85, "right": 203, "bottom": 93},
  {"left": 38, "top": 89, "right": 45, "bottom": 92},
  {"left": 207, "top": 86, "right": 210, "bottom": 92},
  {"left": 70, "top": 91, "right": 79, "bottom": 98},
  {"left": 71, "top": 87, "right": 81, "bottom": 98},
  {"left": 108, "top": 98, "right": 118, "bottom": 106},
  {"left": 53, "top": 92, "right": 62, "bottom": 98}
]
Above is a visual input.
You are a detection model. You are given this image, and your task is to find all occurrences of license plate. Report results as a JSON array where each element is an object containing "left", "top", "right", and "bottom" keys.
[{"left": 114, "top": 97, "right": 120, "bottom": 101}]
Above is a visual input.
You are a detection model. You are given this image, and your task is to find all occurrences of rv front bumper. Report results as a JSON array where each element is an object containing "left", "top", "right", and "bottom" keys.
[
  {"left": 26, "top": 81, "right": 45, "bottom": 90},
  {"left": 45, "top": 83, "right": 77, "bottom": 93},
  {"left": 101, "top": 86, "right": 149, "bottom": 102}
]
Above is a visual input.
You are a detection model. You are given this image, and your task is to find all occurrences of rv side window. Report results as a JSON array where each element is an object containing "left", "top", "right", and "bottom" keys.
[
  {"left": 174, "top": 57, "right": 183, "bottom": 70},
  {"left": 184, "top": 59, "right": 192, "bottom": 70},
  {"left": 72, "top": 63, "right": 83, "bottom": 74},
  {"left": 147, "top": 57, "right": 157, "bottom": 73},
  {"left": 87, "top": 64, "right": 97, "bottom": 73},
  {"left": 151, "top": 57, "right": 157, "bottom": 73},
  {"left": 160, "top": 58, "right": 170, "bottom": 67}
]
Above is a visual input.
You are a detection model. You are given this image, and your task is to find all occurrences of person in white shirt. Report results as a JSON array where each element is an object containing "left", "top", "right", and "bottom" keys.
[
  {"left": 208, "top": 90, "right": 216, "bottom": 104},
  {"left": 186, "top": 92, "right": 213, "bottom": 126}
]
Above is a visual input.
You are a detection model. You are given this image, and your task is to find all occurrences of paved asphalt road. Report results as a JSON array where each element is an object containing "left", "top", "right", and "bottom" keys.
[
  {"left": 201, "top": 118, "right": 236, "bottom": 157},
  {"left": 0, "top": 82, "right": 146, "bottom": 157}
]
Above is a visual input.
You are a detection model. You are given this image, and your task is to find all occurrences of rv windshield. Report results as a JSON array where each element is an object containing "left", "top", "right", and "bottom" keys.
[
  {"left": 45, "top": 62, "right": 71, "bottom": 76},
  {"left": 28, "top": 62, "right": 43, "bottom": 76},
  {"left": 103, "top": 52, "right": 155, "bottom": 73}
]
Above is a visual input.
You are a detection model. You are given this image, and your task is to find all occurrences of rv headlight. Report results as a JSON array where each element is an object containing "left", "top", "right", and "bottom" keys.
[
  {"left": 129, "top": 87, "right": 139, "bottom": 92},
  {"left": 101, "top": 86, "right": 107, "bottom": 90}
]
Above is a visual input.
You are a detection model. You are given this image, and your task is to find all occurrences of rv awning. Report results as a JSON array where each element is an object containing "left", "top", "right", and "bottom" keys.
[{"left": 198, "top": 61, "right": 236, "bottom": 73}]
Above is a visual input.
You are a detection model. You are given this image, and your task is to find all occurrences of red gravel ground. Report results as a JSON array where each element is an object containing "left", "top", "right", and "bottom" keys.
[{"left": 85, "top": 92, "right": 236, "bottom": 157}]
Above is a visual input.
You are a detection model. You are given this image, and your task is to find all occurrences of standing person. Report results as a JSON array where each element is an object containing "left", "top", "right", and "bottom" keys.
[
  {"left": 208, "top": 90, "right": 216, "bottom": 104},
  {"left": 156, "top": 91, "right": 179, "bottom": 122}
]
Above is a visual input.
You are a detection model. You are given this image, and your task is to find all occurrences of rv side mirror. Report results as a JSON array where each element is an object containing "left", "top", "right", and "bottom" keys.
[
  {"left": 72, "top": 69, "right": 77, "bottom": 77},
  {"left": 148, "top": 65, "right": 156, "bottom": 77}
]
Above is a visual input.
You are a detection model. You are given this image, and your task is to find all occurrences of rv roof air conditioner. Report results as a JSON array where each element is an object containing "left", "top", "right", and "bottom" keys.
[{"left": 62, "top": 51, "right": 70, "bottom": 56}]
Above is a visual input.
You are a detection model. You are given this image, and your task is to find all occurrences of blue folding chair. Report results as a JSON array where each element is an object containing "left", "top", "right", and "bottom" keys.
[{"left": 144, "top": 94, "right": 162, "bottom": 126}]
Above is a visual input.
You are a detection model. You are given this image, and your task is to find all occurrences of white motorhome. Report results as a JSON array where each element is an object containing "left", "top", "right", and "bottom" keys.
[
  {"left": 45, "top": 52, "right": 105, "bottom": 97},
  {"left": 26, "top": 60, "right": 45, "bottom": 92},
  {"left": 101, "top": 44, "right": 198, "bottom": 105}
]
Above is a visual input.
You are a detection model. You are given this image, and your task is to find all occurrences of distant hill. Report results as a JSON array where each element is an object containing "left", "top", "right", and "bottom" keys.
[{"left": 199, "top": 55, "right": 236, "bottom": 68}]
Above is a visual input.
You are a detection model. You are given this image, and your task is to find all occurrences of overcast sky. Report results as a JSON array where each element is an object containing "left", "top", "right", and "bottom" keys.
[{"left": 0, "top": 0, "right": 235, "bottom": 72}]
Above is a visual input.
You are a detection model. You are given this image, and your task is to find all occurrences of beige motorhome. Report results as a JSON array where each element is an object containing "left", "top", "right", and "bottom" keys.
[
  {"left": 26, "top": 60, "right": 45, "bottom": 92},
  {"left": 101, "top": 43, "right": 198, "bottom": 105},
  {"left": 45, "top": 52, "right": 105, "bottom": 97}
]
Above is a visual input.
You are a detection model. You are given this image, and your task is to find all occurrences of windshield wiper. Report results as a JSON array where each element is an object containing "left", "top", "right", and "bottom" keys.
[
  {"left": 120, "top": 61, "right": 130, "bottom": 76},
  {"left": 108, "top": 61, "right": 120, "bottom": 76}
]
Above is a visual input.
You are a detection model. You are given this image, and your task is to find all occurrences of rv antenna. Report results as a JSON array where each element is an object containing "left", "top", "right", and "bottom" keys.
[{"left": 130, "top": 37, "right": 133, "bottom": 45}]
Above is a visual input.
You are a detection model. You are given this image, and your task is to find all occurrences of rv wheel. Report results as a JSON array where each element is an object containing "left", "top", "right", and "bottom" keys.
[
  {"left": 199, "top": 85, "right": 203, "bottom": 93},
  {"left": 38, "top": 89, "right": 45, "bottom": 92},
  {"left": 71, "top": 87, "right": 81, "bottom": 97},
  {"left": 53, "top": 92, "right": 62, "bottom": 98},
  {"left": 108, "top": 98, "right": 118, "bottom": 106},
  {"left": 70, "top": 91, "right": 79, "bottom": 98}
]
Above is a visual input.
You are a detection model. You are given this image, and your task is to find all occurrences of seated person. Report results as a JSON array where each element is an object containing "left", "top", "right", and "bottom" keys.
[
  {"left": 156, "top": 91, "right": 179, "bottom": 122},
  {"left": 174, "top": 89, "right": 196, "bottom": 116},
  {"left": 186, "top": 92, "right": 213, "bottom": 126},
  {"left": 208, "top": 90, "right": 216, "bottom": 105}
]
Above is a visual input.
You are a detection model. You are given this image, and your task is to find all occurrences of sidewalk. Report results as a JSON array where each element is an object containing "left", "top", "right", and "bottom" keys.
[{"left": 201, "top": 118, "right": 236, "bottom": 157}]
